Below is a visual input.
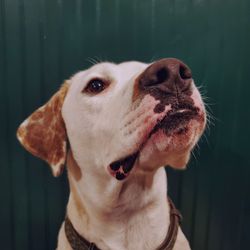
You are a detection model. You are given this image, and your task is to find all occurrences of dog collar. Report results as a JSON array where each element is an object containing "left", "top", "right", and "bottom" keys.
[{"left": 65, "top": 197, "right": 182, "bottom": 250}]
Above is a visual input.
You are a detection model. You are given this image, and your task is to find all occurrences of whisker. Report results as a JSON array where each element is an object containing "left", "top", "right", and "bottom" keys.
[
  {"left": 86, "top": 56, "right": 104, "bottom": 66},
  {"left": 149, "top": 55, "right": 158, "bottom": 63},
  {"left": 86, "top": 57, "right": 98, "bottom": 65},
  {"left": 191, "top": 150, "right": 198, "bottom": 162}
]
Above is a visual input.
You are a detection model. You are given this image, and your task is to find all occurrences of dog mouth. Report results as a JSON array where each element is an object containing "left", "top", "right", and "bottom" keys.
[
  {"left": 151, "top": 104, "right": 199, "bottom": 135},
  {"left": 109, "top": 104, "right": 200, "bottom": 181},
  {"left": 109, "top": 152, "right": 139, "bottom": 180}
]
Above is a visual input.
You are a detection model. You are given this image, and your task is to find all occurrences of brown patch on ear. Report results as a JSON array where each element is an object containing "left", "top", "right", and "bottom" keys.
[
  {"left": 67, "top": 150, "right": 82, "bottom": 181},
  {"left": 16, "top": 81, "right": 69, "bottom": 177}
]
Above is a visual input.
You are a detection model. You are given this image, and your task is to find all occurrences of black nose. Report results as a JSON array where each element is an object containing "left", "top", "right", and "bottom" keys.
[{"left": 139, "top": 58, "right": 192, "bottom": 93}]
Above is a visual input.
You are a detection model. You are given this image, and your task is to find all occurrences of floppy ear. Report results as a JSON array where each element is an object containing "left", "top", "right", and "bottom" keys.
[{"left": 17, "top": 82, "right": 69, "bottom": 177}]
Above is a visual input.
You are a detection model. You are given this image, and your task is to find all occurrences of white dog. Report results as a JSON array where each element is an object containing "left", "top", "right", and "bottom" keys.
[{"left": 17, "top": 58, "right": 206, "bottom": 250}]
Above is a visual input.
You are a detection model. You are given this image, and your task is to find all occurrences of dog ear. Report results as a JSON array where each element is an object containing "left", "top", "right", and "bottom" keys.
[{"left": 16, "top": 82, "right": 69, "bottom": 177}]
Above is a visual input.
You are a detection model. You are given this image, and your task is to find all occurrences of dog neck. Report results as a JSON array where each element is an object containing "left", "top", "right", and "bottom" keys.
[{"left": 65, "top": 150, "right": 170, "bottom": 250}]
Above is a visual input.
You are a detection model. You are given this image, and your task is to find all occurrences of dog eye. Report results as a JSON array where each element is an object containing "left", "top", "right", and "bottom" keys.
[{"left": 83, "top": 78, "right": 108, "bottom": 94}]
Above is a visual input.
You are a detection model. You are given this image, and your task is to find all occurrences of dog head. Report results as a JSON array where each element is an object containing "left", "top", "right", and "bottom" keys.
[{"left": 17, "top": 58, "right": 206, "bottom": 180}]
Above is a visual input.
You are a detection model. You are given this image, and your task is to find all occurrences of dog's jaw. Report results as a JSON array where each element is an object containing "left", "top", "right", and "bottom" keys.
[
  {"left": 106, "top": 90, "right": 206, "bottom": 180},
  {"left": 138, "top": 118, "right": 204, "bottom": 170}
]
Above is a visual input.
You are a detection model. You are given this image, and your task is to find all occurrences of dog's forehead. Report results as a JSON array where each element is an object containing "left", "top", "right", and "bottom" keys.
[
  {"left": 71, "top": 61, "right": 148, "bottom": 89},
  {"left": 117, "top": 61, "right": 148, "bottom": 76}
]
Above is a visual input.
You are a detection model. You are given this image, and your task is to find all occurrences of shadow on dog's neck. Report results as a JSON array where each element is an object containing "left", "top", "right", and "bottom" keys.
[{"left": 66, "top": 150, "right": 170, "bottom": 249}]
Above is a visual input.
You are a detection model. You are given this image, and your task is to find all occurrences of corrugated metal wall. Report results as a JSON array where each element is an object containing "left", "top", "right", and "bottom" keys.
[{"left": 1, "top": 0, "right": 250, "bottom": 249}]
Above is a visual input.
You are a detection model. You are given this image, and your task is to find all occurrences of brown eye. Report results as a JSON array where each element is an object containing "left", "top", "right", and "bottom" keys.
[{"left": 84, "top": 78, "right": 107, "bottom": 94}]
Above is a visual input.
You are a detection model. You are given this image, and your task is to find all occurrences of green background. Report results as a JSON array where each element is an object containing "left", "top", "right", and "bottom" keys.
[{"left": 1, "top": 0, "right": 250, "bottom": 249}]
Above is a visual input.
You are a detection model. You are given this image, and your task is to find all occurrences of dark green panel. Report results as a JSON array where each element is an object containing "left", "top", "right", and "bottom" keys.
[
  {"left": 3, "top": 0, "right": 29, "bottom": 249},
  {"left": 1, "top": 0, "right": 250, "bottom": 249},
  {"left": 0, "top": 0, "right": 13, "bottom": 248}
]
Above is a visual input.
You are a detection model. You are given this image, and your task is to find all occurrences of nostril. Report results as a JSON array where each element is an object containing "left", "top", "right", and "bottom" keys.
[
  {"left": 179, "top": 65, "right": 192, "bottom": 80},
  {"left": 156, "top": 67, "right": 169, "bottom": 84}
]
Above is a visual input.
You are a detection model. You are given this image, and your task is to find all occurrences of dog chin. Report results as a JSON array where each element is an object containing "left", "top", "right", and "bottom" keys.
[
  {"left": 108, "top": 119, "right": 203, "bottom": 180},
  {"left": 137, "top": 125, "right": 198, "bottom": 171}
]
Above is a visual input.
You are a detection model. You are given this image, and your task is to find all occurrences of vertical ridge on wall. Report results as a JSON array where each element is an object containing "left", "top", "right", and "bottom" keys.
[
  {"left": 0, "top": 0, "right": 13, "bottom": 249},
  {"left": 4, "top": 0, "right": 29, "bottom": 248},
  {"left": 95, "top": 0, "right": 100, "bottom": 38},
  {"left": 150, "top": 0, "right": 155, "bottom": 54}
]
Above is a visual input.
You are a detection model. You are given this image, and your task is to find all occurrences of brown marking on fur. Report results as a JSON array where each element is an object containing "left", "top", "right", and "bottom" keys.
[
  {"left": 67, "top": 150, "right": 82, "bottom": 181},
  {"left": 16, "top": 81, "right": 69, "bottom": 176},
  {"left": 67, "top": 151, "right": 85, "bottom": 216},
  {"left": 132, "top": 77, "right": 143, "bottom": 103},
  {"left": 69, "top": 178, "right": 86, "bottom": 216}
]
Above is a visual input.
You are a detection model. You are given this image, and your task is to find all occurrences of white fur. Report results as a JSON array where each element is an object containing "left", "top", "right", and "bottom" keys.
[{"left": 56, "top": 61, "right": 206, "bottom": 249}]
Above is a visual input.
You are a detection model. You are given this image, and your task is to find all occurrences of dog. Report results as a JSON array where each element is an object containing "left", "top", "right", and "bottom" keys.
[{"left": 17, "top": 58, "right": 206, "bottom": 250}]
